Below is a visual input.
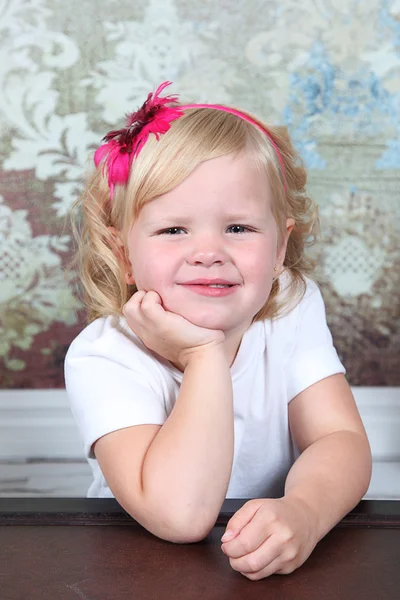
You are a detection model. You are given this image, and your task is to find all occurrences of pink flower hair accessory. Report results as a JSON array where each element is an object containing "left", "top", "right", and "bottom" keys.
[
  {"left": 94, "top": 81, "right": 183, "bottom": 198},
  {"left": 94, "top": 81, "right": 287, "bottom": 199}
]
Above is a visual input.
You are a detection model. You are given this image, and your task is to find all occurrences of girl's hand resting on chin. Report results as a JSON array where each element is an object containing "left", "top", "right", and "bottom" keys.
[{"left": 123, "top": 289, "right": 226, "bottom": 369}]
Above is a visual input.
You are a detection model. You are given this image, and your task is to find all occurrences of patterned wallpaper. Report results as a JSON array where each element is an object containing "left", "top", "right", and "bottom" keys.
[{"left": 0, "top": 0, "right": 399, "bottom": 388}]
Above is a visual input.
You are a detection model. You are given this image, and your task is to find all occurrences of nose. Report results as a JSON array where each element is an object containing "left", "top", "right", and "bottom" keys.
[{"left": 186, "top": 232, "right": 228, "bottom": 266}]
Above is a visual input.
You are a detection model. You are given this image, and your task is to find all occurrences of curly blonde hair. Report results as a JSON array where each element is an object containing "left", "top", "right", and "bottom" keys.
[{"left": 70, "top": 107, "right": 319, "bottom": 323}]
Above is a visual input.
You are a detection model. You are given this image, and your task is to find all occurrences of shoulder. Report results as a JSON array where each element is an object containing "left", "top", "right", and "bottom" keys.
[
  {"left": 65, "top": 315, "right": 162, "bottom": 373},
  {"left": 64, "top": 316, "right": 170, "bottom": 461},
  {"left": 266, "top": 274, "right": 323, "bottom": 333},
  {"left": 262, "top": 274, "right": 335, "bottom": 369}
]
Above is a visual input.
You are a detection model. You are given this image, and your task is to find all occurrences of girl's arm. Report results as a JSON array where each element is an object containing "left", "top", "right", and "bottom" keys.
[
  {"left": 284, "top": 373, "right": 372, "bottom": 541},
  {"left": 217, "top": 373, "right": 372, "bottom": 580},
  {"left": 94, "top": 344, "right": 234, "bottom": 543},
  {"left": 140, "top": 344, "right": 235, "bottom": 539}
]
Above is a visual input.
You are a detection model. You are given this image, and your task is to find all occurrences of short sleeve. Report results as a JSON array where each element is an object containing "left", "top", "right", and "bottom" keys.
[
  {"left": 285, "top": 281, "right": 346, "bottom": 402},
  {"left": 64, "top": 319, "right": 168, "bottom": 460}
]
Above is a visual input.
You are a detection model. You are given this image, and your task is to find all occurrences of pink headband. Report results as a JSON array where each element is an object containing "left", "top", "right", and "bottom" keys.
[{"left": 94, "top": 81, "right": 287, "bottom": 199}]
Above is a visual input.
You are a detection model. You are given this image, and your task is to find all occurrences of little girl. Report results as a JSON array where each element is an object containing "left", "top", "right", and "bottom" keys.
[{"left": 65, "top": 81, "right": 372, "bottom": 580}]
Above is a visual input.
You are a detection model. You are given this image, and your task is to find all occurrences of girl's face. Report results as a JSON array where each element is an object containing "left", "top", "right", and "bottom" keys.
[{"left": 125, "top": 152, "right": 293, "bottom": 340}]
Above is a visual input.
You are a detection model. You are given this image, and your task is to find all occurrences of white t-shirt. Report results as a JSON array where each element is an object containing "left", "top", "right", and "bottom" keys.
[{"left": 64, "top": 276, "right": 345, "bottom": 499}]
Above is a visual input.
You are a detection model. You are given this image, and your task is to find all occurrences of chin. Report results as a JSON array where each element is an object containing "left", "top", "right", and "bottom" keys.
[
  {"left": 167, "top": 305, "right": 226, "bottom": 329},
  {"left": 183, "top": 312, "right": 224, "bottom": 327}
]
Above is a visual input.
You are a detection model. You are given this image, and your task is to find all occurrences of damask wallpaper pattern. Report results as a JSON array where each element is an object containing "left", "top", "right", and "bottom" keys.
[{"left": 0, "top": 0, "right": 399, "bottom": 387}]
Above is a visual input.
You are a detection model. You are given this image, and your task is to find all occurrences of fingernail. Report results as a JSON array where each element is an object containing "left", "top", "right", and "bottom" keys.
[{"left": 221, "top": 529, "right": 234, "bottom": 542}]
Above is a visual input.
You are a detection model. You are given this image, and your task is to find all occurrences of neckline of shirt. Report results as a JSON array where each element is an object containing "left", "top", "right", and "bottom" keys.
[{"left": 157, "top": 319, "right": 266, "bottom": 383}]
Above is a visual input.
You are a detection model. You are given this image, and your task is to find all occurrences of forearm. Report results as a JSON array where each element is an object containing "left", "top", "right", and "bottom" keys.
[
  {"left": 284, "top": 430, "right": 372, "bottom": 542},
  {"left": 142, "top": 346, "right": 234, "bottom": 536}
]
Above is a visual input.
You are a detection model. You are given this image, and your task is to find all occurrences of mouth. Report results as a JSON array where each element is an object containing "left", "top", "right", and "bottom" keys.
[
  {"left": 178, "top": 279, "right": 239, "bottom": 287},
  {"left": 178, "top": 283, "right": 239, "bottom": 296},
  {"left": 186, "top": 283, "right": 235, "bottom": 288}
]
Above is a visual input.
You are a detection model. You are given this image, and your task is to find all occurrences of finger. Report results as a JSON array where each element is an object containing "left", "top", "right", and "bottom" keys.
[
  {"left": 240, "top": 552, "right": 292, "bottom": 580},
  {"left": 221, "top": 499, "right": 264, "bottom": 544},
  {"left": 123, "top": 290, "right": 146, "bottom": 317},
  {"left": 222, "top": 524, "right": 268, "bottom": 561},
  {"left": 140, "top": 290, "right": 162, "bottom": 309},
  {"left": 140, "top": 290, "right": 165, "bottom": 320},
  {"left": 142, "top": 290, "right": 161, "bottom": 303},
  {"left": 128, "top": 289, "right": 146, "bottom": 302},
  {"left": 133, "top": 290, "right": 147, "bottom": 305},
  {"left": 221, "top": 499, "right": 263, "bottom": 541},
  {"left": 229, "top": 535, "right": 282, "bottom": 577}
]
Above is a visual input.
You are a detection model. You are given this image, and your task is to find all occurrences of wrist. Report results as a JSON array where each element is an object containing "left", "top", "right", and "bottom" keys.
[
  {"left": 180, "top": 342, "right": 227, "bottom": 370},
  {"left": 283, "top": 492, "right": 322, "bottom": 541}
]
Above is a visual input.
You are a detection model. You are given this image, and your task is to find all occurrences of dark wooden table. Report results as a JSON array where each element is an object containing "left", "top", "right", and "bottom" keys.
[{"left": 1, "top": 498, "right": 399, "bottom": 599}]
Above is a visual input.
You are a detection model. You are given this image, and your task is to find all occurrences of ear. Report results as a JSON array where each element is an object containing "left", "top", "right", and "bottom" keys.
[
  {"left": 276, "top": 218, "right": 295, "bottom": 272},
  {"left": 107, "top": 227, "right": 136, "bottom": 285}
]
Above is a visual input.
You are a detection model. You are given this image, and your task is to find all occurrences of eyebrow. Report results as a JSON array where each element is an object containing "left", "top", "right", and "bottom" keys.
[{"left": 147, "top": 214, "right": 267, "bottom": 225}]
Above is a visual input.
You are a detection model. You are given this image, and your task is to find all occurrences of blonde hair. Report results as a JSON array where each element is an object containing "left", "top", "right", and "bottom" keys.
[{"left": 70, "top": 107, "right": 319, "bottom": 323}]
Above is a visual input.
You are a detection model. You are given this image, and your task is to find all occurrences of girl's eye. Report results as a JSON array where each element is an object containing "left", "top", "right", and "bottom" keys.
[
  {"left": 160, "top": 227, "right": 186, "bottom": 235},
  {"left": 227, "top": 225, "right": 253, "bottom": 234},
  {"left": 159, "top": 225, "right": 254, "bottom": 235}
]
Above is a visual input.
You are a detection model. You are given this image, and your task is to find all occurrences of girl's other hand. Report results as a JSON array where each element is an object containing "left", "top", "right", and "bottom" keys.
[
  {"left": 123, "top": 290, "right": 226, "bottom": 369},
  {"left": 220, "top": 497, "right": 318, "bottom": 580}
]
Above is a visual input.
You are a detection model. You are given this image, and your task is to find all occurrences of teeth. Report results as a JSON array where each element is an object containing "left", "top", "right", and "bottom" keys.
[{"left": 208, "top": 284, "right": 230, "bottom": 288}]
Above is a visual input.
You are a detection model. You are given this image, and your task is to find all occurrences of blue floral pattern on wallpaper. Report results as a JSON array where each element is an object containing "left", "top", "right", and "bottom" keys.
[{"left": 284, "top": 42, "right": 396, "bottom": 167}]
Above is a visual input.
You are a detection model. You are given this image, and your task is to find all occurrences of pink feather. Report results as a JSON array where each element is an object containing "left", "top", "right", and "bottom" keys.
[{"left": 94, "top": 81, "right": 183, "bottom": 199}]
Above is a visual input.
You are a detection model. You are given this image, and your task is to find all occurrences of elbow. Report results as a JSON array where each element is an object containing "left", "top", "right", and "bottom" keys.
[
  {"left": 353, "top": 431, "right": 373, "bottom": 498},
  {"left": 147, "top": 517, "right": 213, "bottom": 545},
  {"left": 124, "top": 499, "right": 216, "bottom": 544},
  {"left": 144, "top": 494, "right": 221, "bottom": 543},
  {"left": 164, "top": 527, "right": 211, "bottom": 544},
  {"left": 162, "top": 508, "right": 217, "bottom": 544},
  {"left": 364, "top": 443, "right": 373, "bottom": 496}
]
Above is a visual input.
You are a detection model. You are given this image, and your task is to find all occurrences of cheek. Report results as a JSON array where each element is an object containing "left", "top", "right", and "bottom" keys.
[
  {"left": 131, "top": 247, "right": 173, "bottom": 291},
  {"left": 242, "top": 240, "right": 276, "bottom": 281},
  {"left": 250, "top": 255, "right": 275, "bottom": 279}
]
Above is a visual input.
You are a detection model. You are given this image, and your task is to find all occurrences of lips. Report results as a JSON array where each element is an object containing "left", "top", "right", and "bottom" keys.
[
  {"left": 179, "top": 283, "right": 239, "bottom": 297},
  {"left": 179, "top": 279, "right": 238, "bottom": 286}
]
